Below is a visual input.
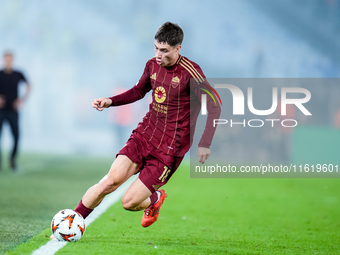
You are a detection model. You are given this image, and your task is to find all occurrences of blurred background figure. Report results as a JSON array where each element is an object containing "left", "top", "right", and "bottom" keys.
[
  {"left": 0, "top": 51, "right": 31, "bottom": 171},
  {"left": 108, "top": 86, "right": 134, "bottom": 151}
]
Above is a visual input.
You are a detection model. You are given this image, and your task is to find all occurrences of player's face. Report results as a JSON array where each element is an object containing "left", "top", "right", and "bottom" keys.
[
  {"left": 4, "top": 54, "right": 13, "bottom": 70},
  {"left": 154, "top": 40, "right": 181, "bottom": 67}
]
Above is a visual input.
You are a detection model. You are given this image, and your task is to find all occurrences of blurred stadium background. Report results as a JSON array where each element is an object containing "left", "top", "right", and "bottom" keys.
[{"left": 0, "top": 0, "right": 339, "bottom": 158}]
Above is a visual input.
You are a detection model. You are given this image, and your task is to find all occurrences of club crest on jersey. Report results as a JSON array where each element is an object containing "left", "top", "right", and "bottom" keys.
[
  {"left": 155, "top": 86, "right": 166, "bottom": 103},
  {"left": 171, "top": 76, "right": 180, "bottom": 88}
]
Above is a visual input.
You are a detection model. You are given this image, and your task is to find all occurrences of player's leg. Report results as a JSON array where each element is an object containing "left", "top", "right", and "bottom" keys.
[
  {"left": 121, "top": 177, "right": 152, "bottom": 211},
  {"left": 122, "top": 157, "right": 170, "bottom": 212},
  {"left": 122, "top": 156, "right": 177, "bottom": 227},
  {"left": 121, "top": 176, "right": 167, "bottom": 227},
  {"left": 6, "top": 110, "right": 19, "bottom": 171},
  {"left": 75, "top": 155, "right": 139, "bottom": 218},
  {"left": 0, "top": 111, "right": 5, "bottom": 171}
]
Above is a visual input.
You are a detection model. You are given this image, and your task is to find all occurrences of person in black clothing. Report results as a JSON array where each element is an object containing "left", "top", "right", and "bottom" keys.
[{"left": 0, "top": 51, "right": 31, "bottom": 171}]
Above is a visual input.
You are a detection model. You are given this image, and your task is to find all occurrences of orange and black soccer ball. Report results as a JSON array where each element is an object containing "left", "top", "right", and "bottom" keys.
[{"left": 51, "top": 209, "right": 85, "bottom": 242}]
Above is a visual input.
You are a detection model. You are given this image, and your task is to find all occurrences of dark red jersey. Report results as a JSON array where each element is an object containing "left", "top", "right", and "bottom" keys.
[{"left": 109, "top": 56, "right": 221, "bottom": 157}]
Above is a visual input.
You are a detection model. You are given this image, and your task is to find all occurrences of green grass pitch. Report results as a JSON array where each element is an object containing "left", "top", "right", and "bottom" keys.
[{"left": 1, "top": 154, "right": 340, "bottom": 254}]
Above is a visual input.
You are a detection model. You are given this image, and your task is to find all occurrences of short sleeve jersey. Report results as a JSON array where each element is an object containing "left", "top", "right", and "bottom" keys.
[
  {"left": 0, "top": 70, "right": 27, "bottom": 110},
  {"left": 110, "top": 56, "right": 221, "bottom": 157}
]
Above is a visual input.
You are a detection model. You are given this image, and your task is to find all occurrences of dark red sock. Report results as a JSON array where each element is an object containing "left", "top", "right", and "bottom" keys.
[
  {"left": 75, "top": 200, "right": 93, "bottom": 219},
  {"left": 149, "top": 191, "right": 159, "bottom": 205}
]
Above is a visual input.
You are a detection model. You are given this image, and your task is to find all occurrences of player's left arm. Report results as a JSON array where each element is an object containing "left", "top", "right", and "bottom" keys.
[
  {"left": 197, "top": 89, "right": 221, "bottom": 164},
  {"left": 193, "top": 68, "right": 221, "bottom": 164}
]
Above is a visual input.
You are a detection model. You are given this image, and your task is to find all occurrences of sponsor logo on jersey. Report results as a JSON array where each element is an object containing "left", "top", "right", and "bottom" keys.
[
  {"left": 171, "top": 76, "right": 180, "bottom": 88},
  {"left": 155, "top": 86, "right": 166, "bottom": 103}
]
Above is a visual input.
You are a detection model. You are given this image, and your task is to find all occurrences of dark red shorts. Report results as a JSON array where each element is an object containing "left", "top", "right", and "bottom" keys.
[{"left": 118, "top": 131, "right": 183, "bottom": 193}]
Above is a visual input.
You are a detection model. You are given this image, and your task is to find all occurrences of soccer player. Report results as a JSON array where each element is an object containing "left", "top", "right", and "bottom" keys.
[
  {"left": 0, "top": 51, "right": 31, "bottom": 171},
  {"left": 75, "top": 22, "right": 221, "bottom": 228}
]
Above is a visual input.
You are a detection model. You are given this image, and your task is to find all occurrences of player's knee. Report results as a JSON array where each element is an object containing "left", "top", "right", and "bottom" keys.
[
  {"left": 97, "top": 168, "right": 126, "bottom": 195},
  {"left": 97, "top": 178, "right": 119, "bottom": 196},
  {"left": 121, "top": 196, "right": 139, "bottom": 211}
]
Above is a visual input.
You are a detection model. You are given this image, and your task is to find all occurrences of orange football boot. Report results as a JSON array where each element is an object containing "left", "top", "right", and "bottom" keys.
[{"left": 141, "top": 189, "right": 167, "bottom": 227}]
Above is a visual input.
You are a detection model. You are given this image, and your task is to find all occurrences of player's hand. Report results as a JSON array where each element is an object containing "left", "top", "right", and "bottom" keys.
[
  {"left": 13, "top": 98, "right": 23, "bottom": 111},
  {"left": 198, "top": 147, "right": 211, "bottom": 164},
  {"left": 0, "top": 95, "right": 5, "bottom": 109},
  {"left": 92, "top": 97, "right": 112, "bottom": 111}
]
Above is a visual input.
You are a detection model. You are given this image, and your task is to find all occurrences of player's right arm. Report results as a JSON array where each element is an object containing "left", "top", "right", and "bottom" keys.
[
  {"left": 92, "top": 97, "right": 112, "bottom": 111},
  {"left": 109, "top": 61, "right": 152, "bottom": 107}
]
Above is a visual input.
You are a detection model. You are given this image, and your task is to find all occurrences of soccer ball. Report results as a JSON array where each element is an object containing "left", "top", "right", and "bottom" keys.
[{"left": 51, "top": 209, "right": 85, "bottom": 242}]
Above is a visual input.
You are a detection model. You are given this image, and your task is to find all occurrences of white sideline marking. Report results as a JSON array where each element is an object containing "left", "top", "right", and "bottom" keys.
[{"left": 31, "top": 176, "right": 136, "bottom": 255}]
